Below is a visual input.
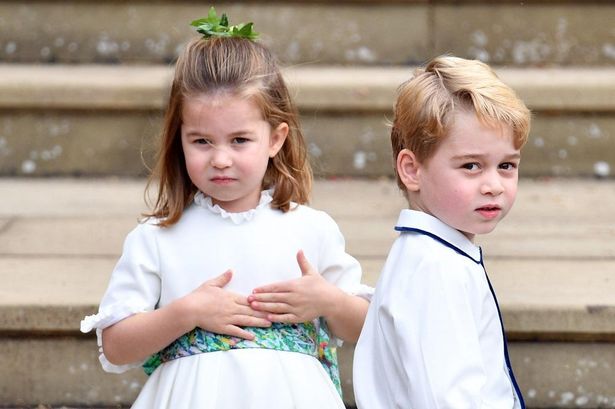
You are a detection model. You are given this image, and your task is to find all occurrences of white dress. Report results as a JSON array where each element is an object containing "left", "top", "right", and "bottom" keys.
[{"left": 81, "top": 190, "right": 371, "bottom": 409}]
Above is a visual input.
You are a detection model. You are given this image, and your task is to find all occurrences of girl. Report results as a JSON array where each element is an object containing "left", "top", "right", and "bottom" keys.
[{"left": 81, "top": 10, "right": 371, "bottom": 409}]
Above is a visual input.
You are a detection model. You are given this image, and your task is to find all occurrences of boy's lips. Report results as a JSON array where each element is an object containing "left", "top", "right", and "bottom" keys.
[{"left": 476, "top": 205, "right": 502, "bottom": 219}]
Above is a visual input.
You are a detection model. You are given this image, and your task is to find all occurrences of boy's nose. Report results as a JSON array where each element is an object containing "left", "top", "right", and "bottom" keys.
[{"left": 481, "top": 172, "right": 505, "bottom": 196}]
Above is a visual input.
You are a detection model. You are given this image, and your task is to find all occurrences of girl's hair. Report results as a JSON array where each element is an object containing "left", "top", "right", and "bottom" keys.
[
  {"left": 391, "top": 55, "right": 531, "bottom": 191},
  {"left": 144, "top": 37, "right": 312, "bottom": 227}
]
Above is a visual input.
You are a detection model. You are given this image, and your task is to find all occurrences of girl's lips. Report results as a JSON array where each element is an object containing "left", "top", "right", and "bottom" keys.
[{"left": 210, "top": 176, "right": 236, "bottom": 185}]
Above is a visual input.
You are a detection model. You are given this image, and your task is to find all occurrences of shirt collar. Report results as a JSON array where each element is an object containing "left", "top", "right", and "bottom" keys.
[
  {"left": 394, "top": 209, "right": 482, "bottom": 264},
  {"left": 193, "top": 189, "right": 274, "bottom": 225}
]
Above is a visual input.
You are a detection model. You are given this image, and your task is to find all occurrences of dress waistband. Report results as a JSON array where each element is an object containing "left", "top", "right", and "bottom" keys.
[{"left": 142, "top": 320, "right": 341, "bottom": 396}]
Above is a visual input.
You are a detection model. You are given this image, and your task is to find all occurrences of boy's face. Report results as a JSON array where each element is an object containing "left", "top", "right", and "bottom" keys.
[{"left": 412, "top": 110, "right": 521, "bottom": 240}]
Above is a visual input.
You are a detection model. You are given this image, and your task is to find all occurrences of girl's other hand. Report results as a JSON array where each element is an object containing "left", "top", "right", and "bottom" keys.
[
  {"left": 248, "top": 250, "right": 341, "bottom": 323},
  {"left": 180, "top": 270, "right": 271, "bottom": 340}
]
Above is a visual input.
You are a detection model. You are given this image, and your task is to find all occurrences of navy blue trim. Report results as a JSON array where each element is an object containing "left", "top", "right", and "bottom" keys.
[
  {"left": 395, "top": 226, "right": 481, "bottom": 264},
  {"left": 398, "top": 226, "right": 525, "bottom": 408},
  {"left": 481, "top": 255, "right": 526, "bottom": 409}
]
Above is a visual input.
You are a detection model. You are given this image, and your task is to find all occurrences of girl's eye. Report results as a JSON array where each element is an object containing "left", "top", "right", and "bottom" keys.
[
  {"left": 462, "top": 163, "right": 480, "bottom": 171},
  {"left": 195, "top": 138, "right": 211, "bottom": 145},
  {"left": 233, "top": 137, "right": 250, "bottom": 144}
]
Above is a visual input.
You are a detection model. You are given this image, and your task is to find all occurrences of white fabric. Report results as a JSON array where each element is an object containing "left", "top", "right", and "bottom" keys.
[
  {"left": 133, "top": 349, "right": 341, "bottom": 408},
  {"left": 81, "top": 190, "right": 370, "bottom": 409},
  {"left": 353, "top": 209, "right": 521, "bottom": 409}
]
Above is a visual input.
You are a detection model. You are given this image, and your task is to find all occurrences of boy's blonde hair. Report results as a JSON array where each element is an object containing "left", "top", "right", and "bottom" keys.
[
  {"left": 391, "top": 55, "right": 531, "bottom": 191},
  {"left": 144, "top": 37, "right": 312, "bottom": 227}
]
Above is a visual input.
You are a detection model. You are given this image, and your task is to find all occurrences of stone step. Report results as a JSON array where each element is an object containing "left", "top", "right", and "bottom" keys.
[
  {"left": 1, "top": 1, "right": 614, "bottom": 67},
  {"left": 1, "top": 64, "right": 615, "bottom": 178},
  {"left": 1, "top": 177, "right": 615, "bottom": 408}
]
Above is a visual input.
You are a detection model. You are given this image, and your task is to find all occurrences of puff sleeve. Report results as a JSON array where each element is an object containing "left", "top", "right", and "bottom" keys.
[{"left": 80, "top": 223, "right": 161, "bottom": 373}]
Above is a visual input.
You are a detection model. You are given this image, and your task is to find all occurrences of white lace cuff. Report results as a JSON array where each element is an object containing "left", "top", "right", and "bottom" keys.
[
  {"left": 81, "top": 302, "right": 148, "bottom": 373},
  {"left": 349, "top": 283, "right": 374, "bottom": 302}
]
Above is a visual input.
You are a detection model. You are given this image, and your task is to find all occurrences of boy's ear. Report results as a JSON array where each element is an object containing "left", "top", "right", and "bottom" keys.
[
  {"left": 396, "top": 149, "right": 421, "bottom": 192},
  {"left": 269, "top": 122, "right": 289, "bottom": 157}
]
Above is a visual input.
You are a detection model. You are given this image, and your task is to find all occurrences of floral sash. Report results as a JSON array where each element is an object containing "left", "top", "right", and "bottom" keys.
[{"left": 143, "top": 320, "right": 341, "bottom": 396}]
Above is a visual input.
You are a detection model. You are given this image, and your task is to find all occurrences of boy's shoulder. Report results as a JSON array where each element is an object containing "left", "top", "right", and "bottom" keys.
[
  {"left": 388, "top": 209, "right": 483, "bottom": 281},
  {"left": 396, "top": 230, "right": 474, "bottom": 271},
  {"left": 378, "top": 228, "right": 486, "bottom": 310},
  {"left": 394, "top": 209, "right": 481, "bottom": 260}
]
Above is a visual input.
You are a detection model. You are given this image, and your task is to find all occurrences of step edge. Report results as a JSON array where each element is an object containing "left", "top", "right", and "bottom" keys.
[
  {"left": 1, "top": 64, "right": 614, "bottom": 111},
  {"left": 2, "top": 303, "right": 615, "bottom": 339}
]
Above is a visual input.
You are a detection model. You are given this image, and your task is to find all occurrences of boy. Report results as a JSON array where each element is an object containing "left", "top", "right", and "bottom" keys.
[{"left": 353, "top": 56, "right": 530, "bottom": 408}]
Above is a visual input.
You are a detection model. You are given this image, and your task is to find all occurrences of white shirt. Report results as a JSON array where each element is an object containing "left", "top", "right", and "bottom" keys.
[{"left": 353, "top": 209, "right": 523, "bottom": 409}]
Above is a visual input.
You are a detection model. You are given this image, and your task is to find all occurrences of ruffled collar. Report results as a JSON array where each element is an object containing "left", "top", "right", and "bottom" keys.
[{"left": 193, "top": 189, "right": 273, "bottom": 224}]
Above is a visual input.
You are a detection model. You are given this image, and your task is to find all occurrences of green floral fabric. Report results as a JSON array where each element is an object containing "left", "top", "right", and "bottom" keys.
[{"left": 143, "top": 320, "right": 341, "bottom": 396}]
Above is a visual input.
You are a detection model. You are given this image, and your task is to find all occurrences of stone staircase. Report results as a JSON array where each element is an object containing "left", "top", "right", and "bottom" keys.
[
  {"left": 2, "top": 1, "right": 615, "bottom": 179},
  {"left": 1, "top": 1, "right": 615, "bottom": 408}
]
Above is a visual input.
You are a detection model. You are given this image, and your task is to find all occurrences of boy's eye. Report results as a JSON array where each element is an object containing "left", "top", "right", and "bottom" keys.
[
  {"left": 462, "top": 163, "right": 480, "bottom": 171},
  {"left": 499, "top": 162, "right": 518, "bottom": 170}
]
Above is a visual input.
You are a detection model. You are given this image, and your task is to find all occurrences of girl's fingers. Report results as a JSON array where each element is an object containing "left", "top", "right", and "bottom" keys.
[
  {"left": 236, "top": 304, "right": 269, "bottom": 318},
  {"left": 233, "top": 295, "right": 251, "bottom": 306},
  {"left": 206, "top": 270, "right": 233, "bottom": 288},
  {"left": 252, "top": 282, "right": 292, "bottom": 294},
  {"left": 234, "top": 316, "right": 272, "bottom": 328},
  {"left": 296, "top": 250, "right": 316, "bottom": 277},
  {"left": 224, "top": 325, "right": 256, "bottom": 340},
  {"left": 250, "top": 301, "right": 292, "bottom": 314},
  {"left": 266, "top": 313, "right": 299, "bottom": 323},
  {"left": 248, "top": 292, "right": 289, "bottom": 303}
]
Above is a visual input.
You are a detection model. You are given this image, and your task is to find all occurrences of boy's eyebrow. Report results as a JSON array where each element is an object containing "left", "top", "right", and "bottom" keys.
[
  {"left": 505, "top": 152, "right": 522, "bottom": 160},
  {"left": 451, "top": 152, "right": 521, "bottom": 161}
]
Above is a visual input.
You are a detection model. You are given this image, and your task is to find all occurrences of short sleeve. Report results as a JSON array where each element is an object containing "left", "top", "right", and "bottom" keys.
[
  {"left": 80, "top": 223, "right": 161, "bottom": 373},
  {"left": 316, "top": 211, "right": 373, "bottom": 301}
]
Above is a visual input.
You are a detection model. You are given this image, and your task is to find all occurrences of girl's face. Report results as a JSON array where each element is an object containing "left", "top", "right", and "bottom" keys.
[
  {"left": 181, "top": 93, "right": 287, "bottom": 213},
  {"left": 410, "top": 110, "right": 520, "bottom": 241}
]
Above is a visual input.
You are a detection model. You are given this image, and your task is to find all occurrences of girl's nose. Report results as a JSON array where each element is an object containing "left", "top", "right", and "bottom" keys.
[{"left": 210, "top": 147, "right": 232, "bottom": 168}]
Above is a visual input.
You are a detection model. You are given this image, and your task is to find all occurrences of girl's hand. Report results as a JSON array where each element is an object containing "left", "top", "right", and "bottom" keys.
[
  {"left": 181, "top": 270, "right": 271, "bottom": 340},
  {"left": 248, "top": 250, "right": 341, "bottom": 323}
]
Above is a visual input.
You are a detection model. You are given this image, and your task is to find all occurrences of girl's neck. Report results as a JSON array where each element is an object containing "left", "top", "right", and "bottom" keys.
[{"left": 209, "top": 189, "right": 263, "bottom": 213}]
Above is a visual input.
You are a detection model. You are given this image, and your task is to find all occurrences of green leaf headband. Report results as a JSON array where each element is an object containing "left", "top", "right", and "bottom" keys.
[{"left": 190, "top": 7, "right": 259, "bottom": 40}]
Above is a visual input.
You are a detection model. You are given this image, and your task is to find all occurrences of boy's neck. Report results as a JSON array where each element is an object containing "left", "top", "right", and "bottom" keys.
[{"left": 405, "top": 204, "right": 476, "bottom": 243}]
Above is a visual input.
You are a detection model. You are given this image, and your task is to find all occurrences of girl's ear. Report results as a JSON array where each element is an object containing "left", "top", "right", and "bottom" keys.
[
  {"left": 397, "top": 149, "right": 421, "bottom": 192},
  {"left": 269, "top": 122, "right": 289, "bottom": 157}
]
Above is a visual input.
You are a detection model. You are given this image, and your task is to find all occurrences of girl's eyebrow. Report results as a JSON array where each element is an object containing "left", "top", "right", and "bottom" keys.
[
  {"left": 229, "top": 130, "right": 254, "bottom": 137},
  {"left": 183, "top": 129, "right": 253, "bottom": 138},
  {"left": 184, "top": 130, "right": 205, "bottom": 137}
]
